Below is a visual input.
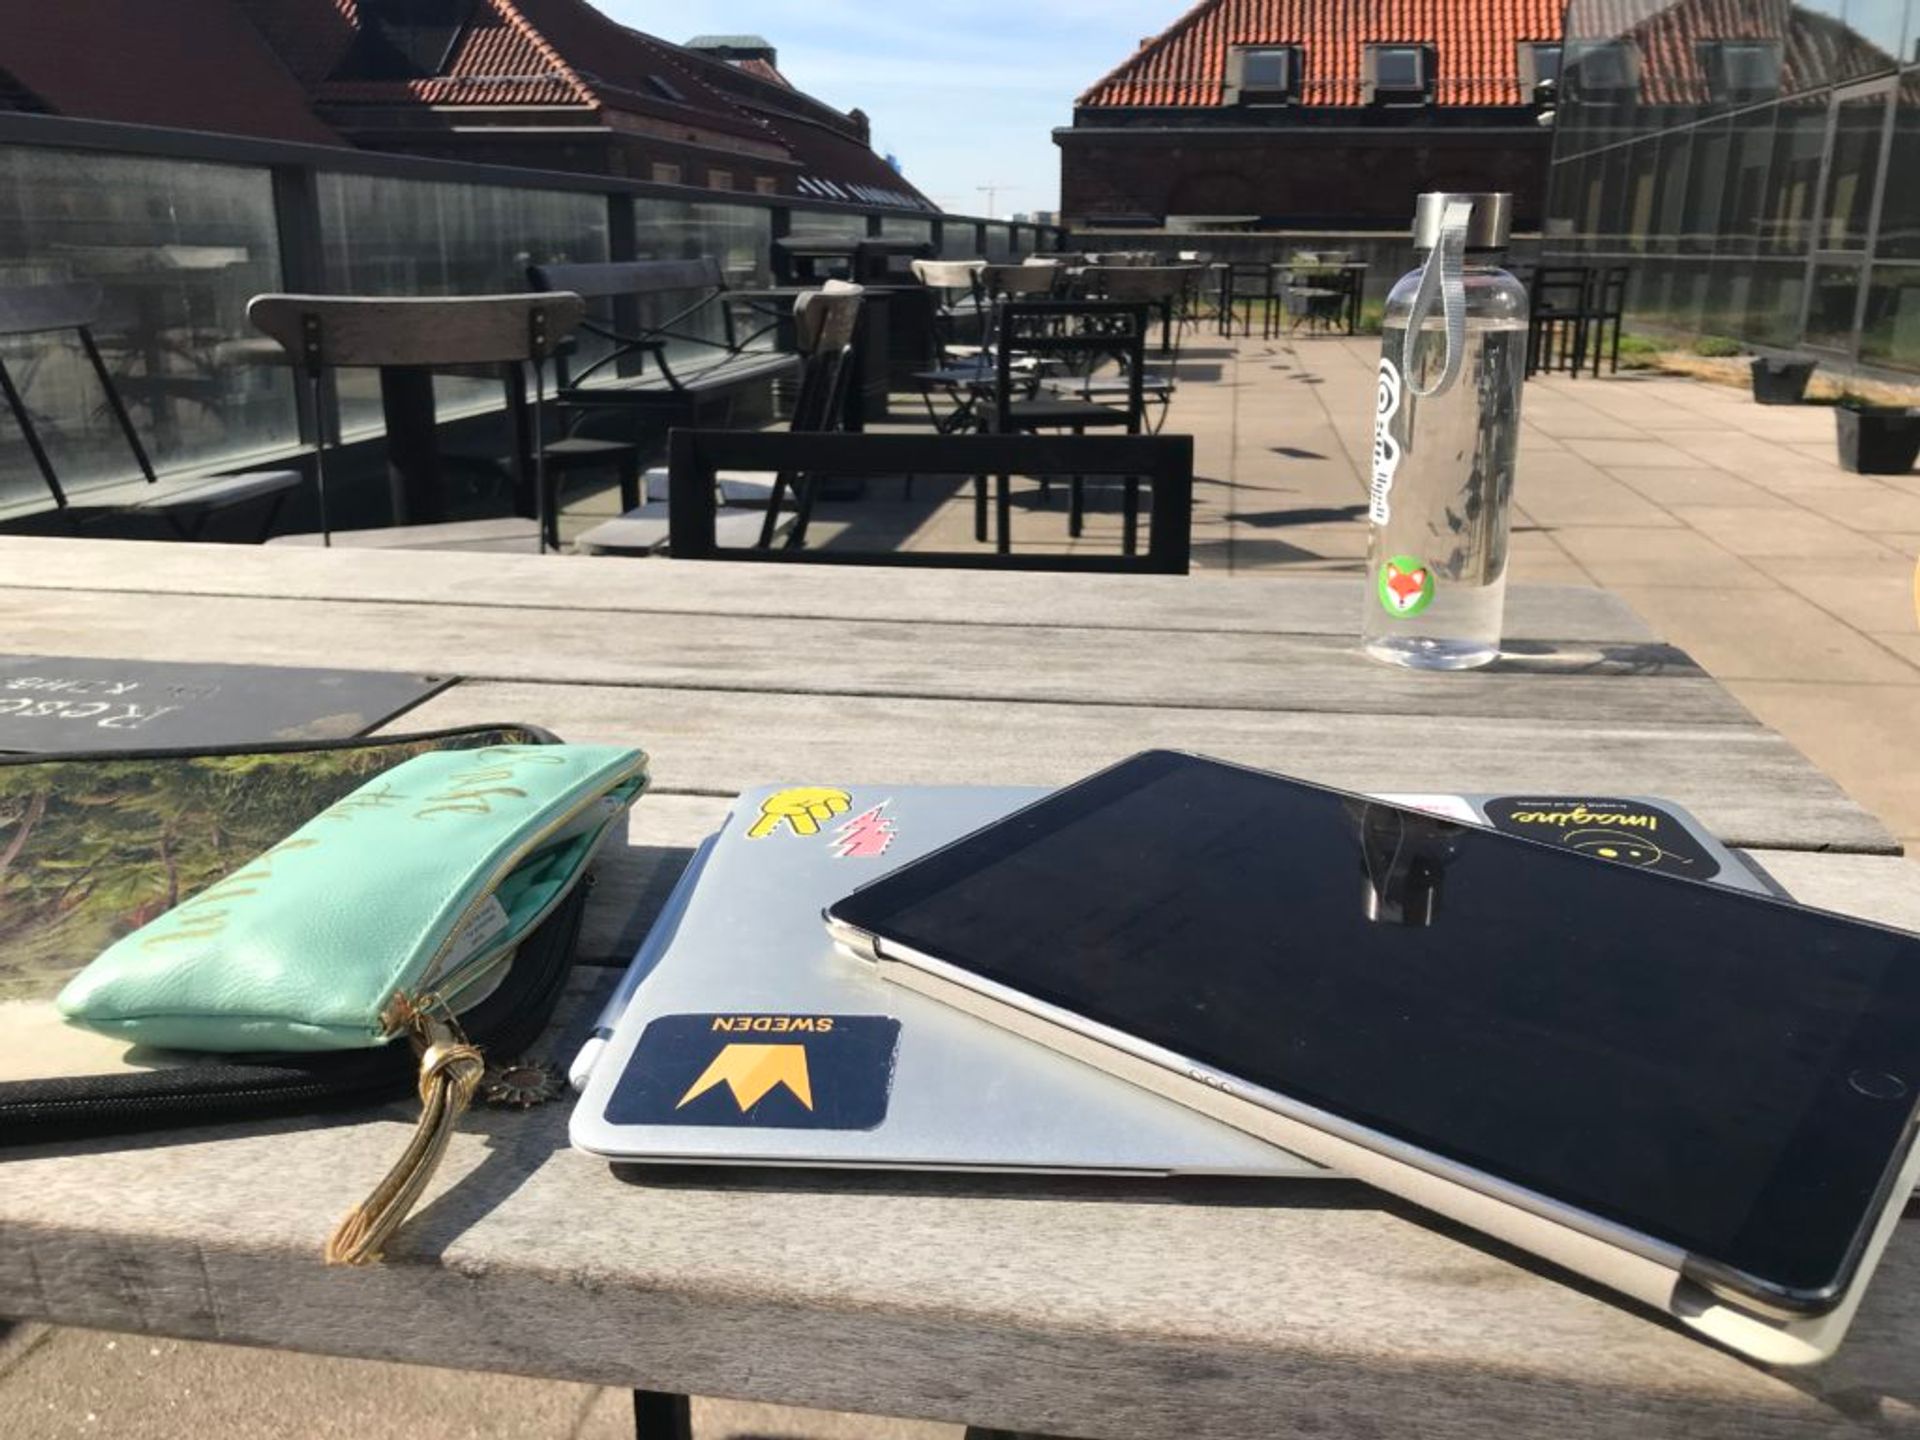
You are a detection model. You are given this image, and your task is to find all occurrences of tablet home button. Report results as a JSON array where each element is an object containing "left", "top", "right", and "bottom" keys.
[{"left": 1847, "top": 1069, "right": 1909, "bottom": 1100}]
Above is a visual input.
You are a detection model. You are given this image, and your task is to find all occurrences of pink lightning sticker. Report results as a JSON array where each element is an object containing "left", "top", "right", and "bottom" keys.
[{"left": 832, "top": 802, "right": 896, "bottom": 859}]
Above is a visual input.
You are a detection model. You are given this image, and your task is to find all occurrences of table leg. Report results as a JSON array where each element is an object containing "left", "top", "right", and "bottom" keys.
[
  {"left": 378, "top": 365, "right": 444, "bottom": 526},
  {"left": 631, "top": 1389, "right": 692, "bottom": 1440}
]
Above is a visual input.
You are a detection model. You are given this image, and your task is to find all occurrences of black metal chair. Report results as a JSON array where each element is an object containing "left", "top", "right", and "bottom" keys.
[
  {"left": 0, "top": 281, "right": 301, "bottom": 540},
  {"left": 981, "top": 299, "right": 1151, "bottom": 555},
  {"left": 246, "top": 291, "right": 587, "bottom": 549},
  {"left": 1219, "top": 262, "right": 1280, "bottom": 338},
  {"left": 667, "top": 429, "right": 1192, "bottom": 574},
  {"left": 1525, "top": 266, "right": 1593, "bottom": 377},
  {"left": 1575, "top": 265, "right": 1630, "bottom": 377}
]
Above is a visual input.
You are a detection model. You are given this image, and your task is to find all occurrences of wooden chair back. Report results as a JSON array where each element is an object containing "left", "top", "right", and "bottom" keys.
[{"left": 247, "top": 293, "right": 584, "bottom": 371}]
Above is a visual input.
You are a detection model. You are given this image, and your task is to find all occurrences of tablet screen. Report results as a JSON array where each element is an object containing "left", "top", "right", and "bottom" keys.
[{"left": 829, "top": 751, "right": 1920, "bottom": 1301}]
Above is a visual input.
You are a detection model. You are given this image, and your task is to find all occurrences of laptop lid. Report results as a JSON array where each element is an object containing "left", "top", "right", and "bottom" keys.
[{"left": 571, "top": 784, "right": 1770, "bottom": 1175}]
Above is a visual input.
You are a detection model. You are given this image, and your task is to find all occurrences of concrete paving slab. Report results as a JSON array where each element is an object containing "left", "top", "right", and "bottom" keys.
[
  {"left": 1553, "top": 527, "right": 1774, "bottom": 588},
  {"left": 1609, "top": 585, "right": 1920, "bottom": 684},
  {"left": 1667, "top": 505, "right": 1897, "bottom": 560},
  {"left": 1768, "top": 555, "right": 1920, "bottom": 635},
  {"left": 1606, "top": 467, "right": 1796, "bottom": 510}
]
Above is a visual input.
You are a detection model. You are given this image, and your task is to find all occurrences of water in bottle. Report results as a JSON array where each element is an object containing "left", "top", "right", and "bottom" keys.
[{"left": 1362, "top": 193, "right": 1529, "bottom": 671}]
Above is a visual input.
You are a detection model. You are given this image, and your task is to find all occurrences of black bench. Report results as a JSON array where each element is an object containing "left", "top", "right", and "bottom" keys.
[
  {"left": 0, "top": 281, "right": 300, "bottom": 540},
  {"left": 526, "top": 259, "right": 799, "bottom": 429}
]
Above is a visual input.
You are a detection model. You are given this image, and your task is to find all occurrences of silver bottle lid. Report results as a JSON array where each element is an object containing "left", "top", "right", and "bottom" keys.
[{"left": 1410, "top": 192, "right": 1513, "bottom": 252}]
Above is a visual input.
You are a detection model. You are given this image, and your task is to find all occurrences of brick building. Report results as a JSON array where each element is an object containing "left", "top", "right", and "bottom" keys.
[
  {"left": 1058, "top": 0, "right": 1562, "bottom": 230},
  {"left": 0, "top": 0, "right": 930, "bottom": 210}
]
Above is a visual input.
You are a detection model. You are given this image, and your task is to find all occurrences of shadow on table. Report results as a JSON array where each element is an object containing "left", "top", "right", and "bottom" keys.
[{"left": 1490, "top": 640, "right": 1701, "bottom": 677}]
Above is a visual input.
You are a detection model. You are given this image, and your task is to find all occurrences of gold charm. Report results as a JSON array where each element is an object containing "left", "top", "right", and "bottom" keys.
[{"left": 480, "top": 1060, "right": 566, "bottom": 1109}]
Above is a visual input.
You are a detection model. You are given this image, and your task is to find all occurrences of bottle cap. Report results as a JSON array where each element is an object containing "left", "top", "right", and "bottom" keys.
[{"left": 1410, "top": 192, "right": 1512, "bottom": 253}]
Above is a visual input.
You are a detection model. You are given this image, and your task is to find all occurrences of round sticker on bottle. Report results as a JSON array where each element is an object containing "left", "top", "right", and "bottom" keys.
[{"left": 1377, "top": 554, "right": 1435, "bottom": 618}]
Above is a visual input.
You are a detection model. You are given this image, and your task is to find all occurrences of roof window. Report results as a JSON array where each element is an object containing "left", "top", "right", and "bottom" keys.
[
  {"left": 1365, "top": 45, "right": 1431, "bottom": 104},
  {"left": 1227, "top": 46, "right": 1300, "bottom": 104}
]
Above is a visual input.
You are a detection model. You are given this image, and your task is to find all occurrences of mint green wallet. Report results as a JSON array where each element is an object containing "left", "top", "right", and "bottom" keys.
[
  {"left": 56, "top": 741, "right": 647, "bottom": 1265},
  {"left": 59, "top": 744, "right": 647, "bottom": 1053}
]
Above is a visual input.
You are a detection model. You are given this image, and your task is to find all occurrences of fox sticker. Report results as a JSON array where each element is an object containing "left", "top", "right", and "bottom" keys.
[{"left": 1377, "top": 554, "right": 1435, "bottom": 618}]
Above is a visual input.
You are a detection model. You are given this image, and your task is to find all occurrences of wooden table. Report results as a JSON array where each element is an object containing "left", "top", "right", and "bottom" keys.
[{"left": 4, "top": 536, "right": 1919, "bottom": 1440}]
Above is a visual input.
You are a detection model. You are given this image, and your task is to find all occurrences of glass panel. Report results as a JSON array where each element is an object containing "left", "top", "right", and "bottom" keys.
[
  {"left": 983, "top": 225, "right": 1014, "bottom": 261},
  {"left": 1819, "top": 89, "right": 1890, "bottom": 249},
  {"left": 0, "top": 144, "right": 294, "bottom": 512},
  {"left": 1743, "top": 259, "right": 1810, "bottom": 343},
  {"left": 1715, "top": 104, "right": 1776, "bottom": 255},
  {"left": 1373, "top": 46, "right": 1424, "bottom": 90},
  {"left": 1623, "top": 140, "right": 1659, "bottom": 254},
  {"left": 631, "top": 199, "right": 770, "bottom": 282},
  {"left": 316, "top": 173, "right": 609, "bottom": 432},
  {"left": 1760, "top": 99, "right": 1829, "bottom": 253},
  {"left": 1842, "top": 0, "right": 1910, "bottom": 71},
  {"left": 881, "top": 217, "right": 935, "bottom": 245},
  {"left": 1681, "top": 119, "right": 1731, "bottom": 254},
  {"left": 1650, "top": 128, "right": 1694, "bottom": 253},
  {"left": 1861, "top": 262, "right": 1920, "bottom": 368},
  {"left": 1804, "top": 261, "right": 1865, "bottom": 347},
  {"left": 941, "top": 222, "right": 983, "bottom": 260},
  {"left": 787, "top": 208, "right": 868, "bottom": 244},
  {"left": 1878, "top": 81, "right": 1920, "bottom": 257}
]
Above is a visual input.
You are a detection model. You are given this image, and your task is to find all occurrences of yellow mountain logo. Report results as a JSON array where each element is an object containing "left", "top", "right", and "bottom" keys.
[{"left": 677, "top": 1043, "right": 814, "bottom": 1112}]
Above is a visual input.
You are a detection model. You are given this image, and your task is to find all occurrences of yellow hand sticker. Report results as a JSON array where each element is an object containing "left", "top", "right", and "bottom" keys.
[{"left": 748, "top": 786, "right": 853, "bottom": 840}]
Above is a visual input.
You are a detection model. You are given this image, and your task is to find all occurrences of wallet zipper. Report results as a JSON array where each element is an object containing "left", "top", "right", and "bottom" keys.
[{"left": 401, "top": 766, "right": 644, "bottom": 1024}]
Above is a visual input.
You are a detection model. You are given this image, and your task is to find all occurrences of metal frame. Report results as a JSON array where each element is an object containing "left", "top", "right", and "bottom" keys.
[
  {"left": 667, "top": 429, "right": 1192, "bottom": 574},
  {"left": 0, "top": 111, "right": 1062, "bottom": 520}
]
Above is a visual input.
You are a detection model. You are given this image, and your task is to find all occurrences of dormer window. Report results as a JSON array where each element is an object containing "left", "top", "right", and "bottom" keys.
[
  {"left": 1699, "top": 40, "right": 1781, "bottom": 103},
  {"left": 1564, "top": 39, "right": 1639, "bottom": 100},
  {"left": 1227, "top": 46, "right": 1300, "bottom": 104},
  {"left": 1519, "top": 43, "right": 1562, "bottom": 91},
  {"left": 1365, "top": 45, "right": 1431, "bottom": 104}
]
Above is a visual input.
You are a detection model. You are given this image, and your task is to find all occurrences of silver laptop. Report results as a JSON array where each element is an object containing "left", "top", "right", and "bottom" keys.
[{"left": 570, "top": 783, "right": 1770, "bottom": 1174}]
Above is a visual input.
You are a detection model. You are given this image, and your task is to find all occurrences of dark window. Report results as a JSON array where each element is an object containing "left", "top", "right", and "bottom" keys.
[
  {"left": 1522, "top": 43, "right": 1562, "bottom": 87},
  {"left": 1564, "top": 40, "right": 1637, "bottom": 101},
  {"left": 330, "top": 0, "right": 476, "bottom": 81},
  {"left": 1369, "top": 45, "right": 1428, "bottom": 98},
  {"left": 1699, "top": 41, "right": 1782, "bottom": 102},
  {"left": 645, "top": 74, "right": 686, "bottom": 102},
  {"left": 1229, "top": 46, "right": 1299, "bottom": 102}
]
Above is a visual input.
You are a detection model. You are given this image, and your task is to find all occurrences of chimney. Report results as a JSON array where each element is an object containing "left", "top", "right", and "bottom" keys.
[{"left": 847, "top": 107, "right": 871, "bottom": 143}]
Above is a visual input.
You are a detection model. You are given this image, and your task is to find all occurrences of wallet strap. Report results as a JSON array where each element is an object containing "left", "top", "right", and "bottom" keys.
[{"left": 323, "top": 995, "right": 485, "bottom": 1265}]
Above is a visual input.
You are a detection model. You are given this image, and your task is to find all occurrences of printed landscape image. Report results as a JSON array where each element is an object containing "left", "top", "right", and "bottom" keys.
[{"left": 0, "top": 729, "right": 536, "bottom": 1001}]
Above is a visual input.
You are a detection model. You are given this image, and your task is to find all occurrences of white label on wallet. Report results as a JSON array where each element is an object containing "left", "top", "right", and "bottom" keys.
[{"left": 441, "top": 896, "right": 512, "bottom": 976}]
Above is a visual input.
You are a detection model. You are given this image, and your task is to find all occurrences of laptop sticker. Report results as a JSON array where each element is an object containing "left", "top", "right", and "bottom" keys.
[
  {"left": 747, "top": 786, "right": 852, "bottom": 839},
  {"left": 606, "top": 1013, "right": 901, "bottom": 1130},
  {"left": 831, "top": 801, "right": 896, "bottom": 858},
  {"left": 1481, "top": 796, "right": 1720, "bottom": 880}
]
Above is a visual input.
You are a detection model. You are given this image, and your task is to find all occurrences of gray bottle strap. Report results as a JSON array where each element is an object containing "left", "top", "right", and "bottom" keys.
[{"left": 1400, "top": 198, "right": 1473, "bottom": 399}]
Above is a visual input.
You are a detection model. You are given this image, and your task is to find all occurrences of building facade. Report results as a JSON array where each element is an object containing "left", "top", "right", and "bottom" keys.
[
  {"left": 0, "top": 0, "right": 929, "bottom": 211},
  {"left": 1544, "top": 0, "right": 1919, "bottom": 374},
  {"left": 1058, "top": 0, "right": 1563, "bottom": 230}
]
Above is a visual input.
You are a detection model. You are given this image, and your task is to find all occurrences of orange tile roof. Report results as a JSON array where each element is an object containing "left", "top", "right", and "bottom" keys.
[{"left": 1080, "top": 0, "right": 1563, "bottom": 108}]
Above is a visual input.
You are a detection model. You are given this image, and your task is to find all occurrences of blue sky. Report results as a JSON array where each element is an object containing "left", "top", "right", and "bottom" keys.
[{"left": 603, "top": 0, "right": 1182, "bottom": 216}]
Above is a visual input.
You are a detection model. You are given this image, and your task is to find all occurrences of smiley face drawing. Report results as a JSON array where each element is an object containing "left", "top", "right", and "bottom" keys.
[
  {"left": 1377, "top": 554, "right": 1435, "bottom": 618},
  {"left": 1561, "top": 828, "right": 1690, "bottom": 870}
]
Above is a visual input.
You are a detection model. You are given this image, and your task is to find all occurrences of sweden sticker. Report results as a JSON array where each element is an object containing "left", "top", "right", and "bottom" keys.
[
  {"left": 1377, "top": 554, "right": 1434, "bottom": 618},
  {"left": 1482, "top": 796, "right": 1719, "bottom": 880},
  {"left": 605, "top": 1013, "right": 901, "bottom": 1130}
]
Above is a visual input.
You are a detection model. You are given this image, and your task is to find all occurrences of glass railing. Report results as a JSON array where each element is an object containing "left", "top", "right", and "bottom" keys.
[{"left": 0, "top": 113, "right": 1058, "bottom": 513}]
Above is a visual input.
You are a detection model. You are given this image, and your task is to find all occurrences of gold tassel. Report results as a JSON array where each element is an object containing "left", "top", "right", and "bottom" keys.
[{"left": 324, "top": 997, "right": 486, "bottom": 1266}]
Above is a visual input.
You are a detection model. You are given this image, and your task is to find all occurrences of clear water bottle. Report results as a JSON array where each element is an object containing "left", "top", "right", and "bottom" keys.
[{"left": 1362, "top": 193, "right": 1529, "bottom": 670}]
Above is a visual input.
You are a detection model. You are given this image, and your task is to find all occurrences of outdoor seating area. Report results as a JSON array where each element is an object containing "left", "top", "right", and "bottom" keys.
[{"left": 11, "top": 3, "right": 1920, "bottom": 1435}]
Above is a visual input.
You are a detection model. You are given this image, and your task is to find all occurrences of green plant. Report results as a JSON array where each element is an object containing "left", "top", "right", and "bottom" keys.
[
  {"left": 1693, "top": 335, "right": 1743, "bottom": 357},
  {"left": 1355, "top": 301, "right": 1384, "bottom": 335},
  {"left": 1615, "top": 333, "right": 1662, "bottom": 370}
]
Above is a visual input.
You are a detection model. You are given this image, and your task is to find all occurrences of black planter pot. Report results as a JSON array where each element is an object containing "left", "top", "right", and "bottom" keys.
[
  {"left": 1750, "top": 355, "right": 1816, "bottom": 405},
  {"left": 1836, "top": 405, "right": 1920, "bottom": 474}
]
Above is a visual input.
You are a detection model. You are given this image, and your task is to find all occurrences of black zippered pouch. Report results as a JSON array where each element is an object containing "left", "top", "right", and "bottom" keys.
[{"left": 0, "top": 724, "right": 584, "bottom": 1144}]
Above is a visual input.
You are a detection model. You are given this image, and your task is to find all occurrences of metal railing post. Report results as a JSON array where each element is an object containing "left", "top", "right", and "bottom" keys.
[{"left": 269, "top": 163, "right": 333, "bottom": 446}]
